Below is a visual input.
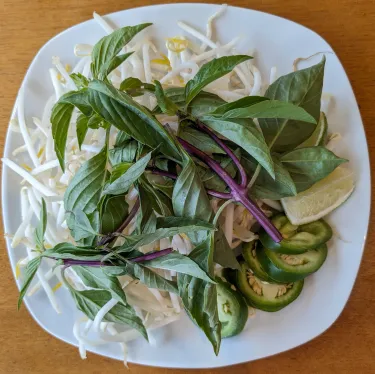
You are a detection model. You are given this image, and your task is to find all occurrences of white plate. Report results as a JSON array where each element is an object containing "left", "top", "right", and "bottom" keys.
[{"left": 2, "top": 3, "right": 371, "bottom": 368}]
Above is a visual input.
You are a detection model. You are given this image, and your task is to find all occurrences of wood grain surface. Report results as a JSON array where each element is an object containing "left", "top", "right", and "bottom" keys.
[{"left": 1, "top": 1, "right": 374, "bottom": 373}]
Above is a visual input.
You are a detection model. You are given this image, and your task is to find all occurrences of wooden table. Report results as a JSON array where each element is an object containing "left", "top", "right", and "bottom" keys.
[{"left": 1, "top": 0, "right": 374, "bottom": 373}]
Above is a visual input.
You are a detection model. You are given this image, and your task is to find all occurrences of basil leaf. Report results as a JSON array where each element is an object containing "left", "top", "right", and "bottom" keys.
[
  {"left": 76, "top": 113, "right": 89, "bottom": 149},
  {"left": 259, "top": 57, "right": 326, "bottom": 152},
  {"left": 281, "top": 146, "right": 347, "bottom": 192},
  {"left": 209, "top": 96, "right": 268, "bottom": 115},
  {"left": 179, "top": 127, "right": 225, "bottom": 154},
  {"left": 109, "top": 140, "right": 138, "bottom": 166},
  {"left": 154, "top": 81, "right": 180, "bottom": 115},
  {"left": 120, "top": 77, "right": 155, "bottom": 96},
  {"left": 64, "top": 147, "right": 108, "bottom": 241},
  {"left": 139, "top": 177, "right": 173, "bottom": 216},
  {"left": 70, "top": 73, "right": 89, "bottom": 89},
  {"left": 185, "top": 55, "right": 252, "bottom": 105},
  {"left": 72, "top": 266, "right": 128, "bottom": 305},
  {"left": 141, "top": 211, "right": 157, "bottom": 234},
  {"left": 213, "top": 227, "right": 240, "bottom": 269},
  {"left": 87, "top": 114, "right": 103, "bottom": 129},
  {"left": 242, "top": 154, "right": 297, "bottom": 199},
  {"left": 219, "top": 100, "right": 316, "bottom": 123},
  {"left": 91, "top": 23, "right": 152, "bottom": 78},
  {"left": 51, "top": 90, "right": 92, "bottom": 171},
  {"left": 125, "top": 262, "right": 178, "bottom": 293},
  {"left": 44, "top": 243, "right": 103, "bottom": 260},
  {"left": 198, "top": 150, "right": 240, "bottom": 192},
  {"left": 139, "top": 252, "right": 214, "bottom": 283},
  {"left": 87, "top": 80, "right": 182, "bottom": 162},
  {"left": 50, "top": 102, "right": 74, "bottom": 171},
  {"left": 172, "top": 158, "right": 213, "bottom": 245},
  {"left": 297, "top": 112, "right": 328, "bottom": 148},
  {"left": 100, "top": 195, "right": 128, "bottom": 234},
  {"left": 200, "top": 116, "right": 275, "bottom": 178},
  {"left": 147, "top": 175, "right": 174, "bottom": 198},
  {"left": 67, "top": 288, "right": 147, "bottom": 340},
  {"left": 110, "top": 162, "right": 132, "bottom": 182},
  {"left": 71, "top": 211, "right": 99, "bottom": 241},
  {"left": 103, "top": 151, "right": 151, "bottom": 196},
  {"left": 178, "top": 276, "right": 220, "bottom": 354},
  {"left": 177, "top": 235, "right": 221, "bottom": 355},
  {"left": 98, "top": 52, "right": 134, "bottom": 80},
  {"left": 79, "top": 211, "right": 101, "bottom": 247},
  {"left": 34, "top": 198, "right": 47, "bottom": 251},
  {"left": 18, "top": 256, "right": 42, "bottom": 309},
  {"left": 106, "top": 218, "right": 215, "bottom": 259},
  {"left": 135, "top": 183, "right": 154, "bottom": 235}
]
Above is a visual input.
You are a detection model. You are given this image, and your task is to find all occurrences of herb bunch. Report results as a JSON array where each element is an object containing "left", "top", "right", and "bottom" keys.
[{"left": 18, "top": 24, "right": 347, "bottom": 354}]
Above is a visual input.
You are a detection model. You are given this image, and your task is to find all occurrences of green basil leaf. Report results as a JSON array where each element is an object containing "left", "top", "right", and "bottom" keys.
[
  {"left": 219, "top": 100, "right": 316, "bottom": 123},
  {"left": 141, "top": 211, "right": 157, "bottom": 234},
  {"left": 70, "top": 210, "right": 99, "bottom": 241},
  {"left": 172, "top": 158, "right": 213, "bottom": 245},
  {"left": 100, "top": 195, "right": 128, "bottom": 234},
  {"left": 259, "top": 57, "right": 326, "bottom": 152},
  {"left": 72, "top": 266, "right": 128, "bottom": 305},
  {"left": 109, "top": 140, "right": 138, "bottom": 166},
  {"left": 87, "top": 80, "right": 182, "bottom": 162},
  {"left": 178, "top": 276, "right": 221, "bottom": 354},
  {"left": 110, "top": 162, "right": 133, "bottom": 182},
  {"left": 281, "top": 146, "right": 347, "bottom": 192},
  {"left": 139, "top": 177, "right": 173, "bottom": 216},
  {"left": 209, "top": 96, "right": 268, "bottom": 115},
  {"left": 242, "top": 154, "right": 297, "bottom": 199},
  {"left": 134, "top": 183, "right": 154, "bottom": 235},
  {"left": 80, "top": 211, "right": 101, "bottom": 247},
  {"left": 105, "top": 218, "right": 215, "bottom": 260},
  {"left": 147, "top": 175, "right": 174, "bottom": 198},
  {"left": 70, "top": 73, "right": 89, "bottom": 89},
  {"left": 87, "top": 114, "right": 103, "bottom": 129},
  {"left": 154, "top": 81, "right": 180, "bottom": 115},
  {"left": 120, "top": 77, "right": 155, "bottom": 96},
  {"left": 125, "top": 262, "right": 178, "bottom": 293},
  {"left": 18, "top": 256, "right": 42, "bottom": 309},
  {"left": 103, "top": 151, "right": 151, "bottom": 196},
  {"left": 200, "top": 116, "right": 275, "bottom": 178},
  {"left": 51, "top": 102, "right": 74, "bottom": 171},
  {"left": 34, "top": 198, "right": 47, "bottom": 251},
  {"left": 64, "top": 147, "right": 108, "bottom": 240},
  {"left": 76, "top": 113, "right": 89, "bottom": 149},
  {"left": 179, "top": 127, "right": 225, "bottom": 154},
  {"left": 177, "top": 235, "right": 221, "bottom": 355},
  {"left": 67, "top": 287, "right": 147, "bottom": 340},
  {"left": 98, "top": 52, "right": 134, "bottom": 80},
  {"left": 213, "top": 227, "right": 240, "bottom": 269},
  {"left": 44, "top": 243, "right": 103, "bottom": 260},
  {"left": 51, "top": 90, "right": 92, "bottom": 171},
  {"left": 297, "top": 112, "right": 328, "bottom": 148},
  {"left": 139, "top": 252, "right": 214, "bottom": 283},
  {"left": 198, "top": 150, "right": 240, "bottom": 192},
  {"left": 185, "top": 55, "right": 252, "bottom": 105},
  {"left": 91, "top": 24, "right": 152, "bottom": 78}
]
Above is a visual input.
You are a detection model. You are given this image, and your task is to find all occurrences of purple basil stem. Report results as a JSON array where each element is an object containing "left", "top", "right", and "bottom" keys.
[
  {"left": 98, "top": 198, "right": 140, "bottom": 246},
  {"left": 63, "top": 259, "right": 102, "bottom": 267},
  {"left": 177, "top": 137, "right": 282, "bottom": 243},
  {"left": 196, "top": 120, "right": 248, "bottom": 188},
  {"left": 130, "top": 248, "right": 173, "bottom": 262}
]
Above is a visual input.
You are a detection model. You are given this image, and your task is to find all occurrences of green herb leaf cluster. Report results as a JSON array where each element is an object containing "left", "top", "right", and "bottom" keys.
[{"left": 35, "top": 24, "right": 344, "bottom": 355}]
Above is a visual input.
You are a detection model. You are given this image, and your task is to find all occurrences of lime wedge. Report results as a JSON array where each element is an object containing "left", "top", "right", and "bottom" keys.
[
  {"left": 297, "top": 112, "right": 328, "bottom": 148},
  {"left": 281, "top": 167, "right": 355, "bottom": 225}
]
